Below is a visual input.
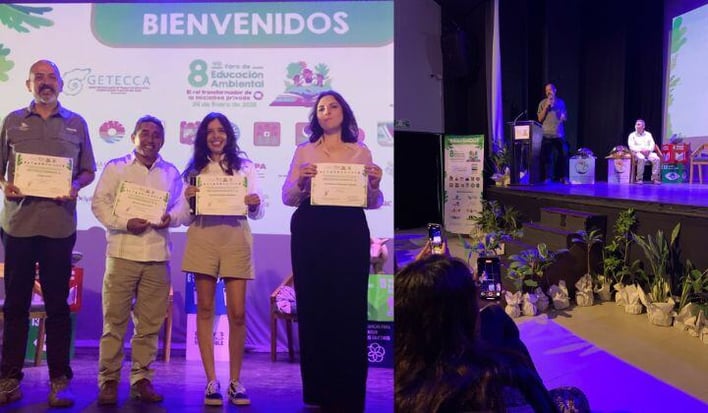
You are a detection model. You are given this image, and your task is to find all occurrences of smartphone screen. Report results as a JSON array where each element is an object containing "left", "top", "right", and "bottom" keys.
[
  {"left": 478, "top": 257, "right": 502, "bottom": 300},
  {"left": 428, "top": 223, "right": 443, "bottom": 254}
]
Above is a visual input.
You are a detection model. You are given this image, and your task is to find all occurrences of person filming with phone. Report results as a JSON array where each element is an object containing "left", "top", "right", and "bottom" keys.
[{"left": 395, "top": 243, "right": 590, "bottom": 413}]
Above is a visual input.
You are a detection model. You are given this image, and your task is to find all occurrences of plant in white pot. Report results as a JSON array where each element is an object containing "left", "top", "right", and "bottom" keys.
[
  {"left": 490, "top": 145, "right": 511, "bottom": 186},
  {"left": 615, "top": 260, "right": 645, "bottom": 314},
  {"left": 506, "top": 243, "right": 556, "bottom": 313},
  {"left": 674, "top": 260, "right": 708, "bottom": 338},
  {"left": 601, "top": 209, "right": 638, "bottom": 304},
  {"left": 635, "top": 223, "right": 681, "bottom": 327},
  {"left": 571, "top": 229, "right": 603, "bottom": 305},
  {"left": 462, "top": 200, "right": 523, "bottom": 265}
]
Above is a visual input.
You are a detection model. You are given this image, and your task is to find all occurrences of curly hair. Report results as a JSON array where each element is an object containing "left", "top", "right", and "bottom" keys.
[
  {"left": 182, "top": 112, "right": 246, "bottom": 180},
  {"left": 307, "top": 90, "right": 358, "bottom": 143}
]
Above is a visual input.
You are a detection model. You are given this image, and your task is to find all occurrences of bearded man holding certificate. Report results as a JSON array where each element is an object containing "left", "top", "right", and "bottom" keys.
[
  {"left": 0, "top": 60, "right": 96, "bottom": 408},
  {"left": 90, "top": 115, "right": 188, "bottom": 406}
]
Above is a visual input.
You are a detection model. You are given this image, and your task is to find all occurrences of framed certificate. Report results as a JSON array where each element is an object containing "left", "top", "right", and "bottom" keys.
[
  {"left": 195, "top": 175, "right": 247, "bottom": 216},
  {"left": 311, "top": 163, "right": 367, "bottom": 207},
  {"left": 112, "top": 181, "right": 169, "bottom": 224},
  {"left": 13, "top": 153, "right": 73, "bottom": 198}
]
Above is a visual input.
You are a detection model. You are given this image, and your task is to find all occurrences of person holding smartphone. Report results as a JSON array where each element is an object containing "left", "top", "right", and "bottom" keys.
[
  {"left": 282, "top": 90, "right": 383, "bottom": 412},
  {"left": 181, "top": 112, "right": 264, "bottom": 407},
  {"left": 396, "top": 244, "right": 590, "bottom": 413}
]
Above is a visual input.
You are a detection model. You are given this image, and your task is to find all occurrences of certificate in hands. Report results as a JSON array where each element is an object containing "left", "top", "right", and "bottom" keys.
[
  {"left": 13, "top": 152, "right": 73, "bottom": 198},
  {"left": 311, "top": 163, "right": 367, "bottom": 207},
  {"left": 195, "top": 175, "right": 247, "bottom": 216},
  {"left": 112, "top": 181, "right": 169, "bottom": 224}
]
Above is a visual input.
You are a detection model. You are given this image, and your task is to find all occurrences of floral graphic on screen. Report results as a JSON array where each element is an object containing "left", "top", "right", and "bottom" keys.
[
  {"left": 0, "top": 45, "right": 13, "bottom": 82},
  {"left": 270, "top": 61, "right": 332, "bottom": 107},
  {"left": 98, "top": 120, "right": 126, "bottom": 144},
  {"left": 0, "top": 4, "right": 54, "bottom": 82}
]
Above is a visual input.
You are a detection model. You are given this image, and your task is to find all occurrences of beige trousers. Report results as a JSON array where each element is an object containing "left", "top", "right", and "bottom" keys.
[{"left": 98, "top": 257, "right": 170, "bottom": 387}]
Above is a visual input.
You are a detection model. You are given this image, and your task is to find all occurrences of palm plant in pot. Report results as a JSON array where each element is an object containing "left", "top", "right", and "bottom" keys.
[
  {"left": 571, "top": 229, "right": 604, "bottom": 304},
  {"left": 635, "top": 223, "right": 681, "bottom": 326},
  {"left": 675, "top": 260, "right": 708, "bottom": 339}
]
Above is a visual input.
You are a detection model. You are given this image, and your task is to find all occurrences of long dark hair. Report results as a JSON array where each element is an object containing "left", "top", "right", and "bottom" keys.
[
  {"left": 307, "top": 90, "right": 358, "bottom": 143},
  {"left": 182, "top": 112, "right": 245, "bottom": 180},
  {"left": 395, "top": 255, "right": 505, "bottom": 412}
]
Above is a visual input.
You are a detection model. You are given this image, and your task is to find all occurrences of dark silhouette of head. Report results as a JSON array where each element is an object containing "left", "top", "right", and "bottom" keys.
[{"left": 396, "top": 255, "right": 479, "bottom": 366}]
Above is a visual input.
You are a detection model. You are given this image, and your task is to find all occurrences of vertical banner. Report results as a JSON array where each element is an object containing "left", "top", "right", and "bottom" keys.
[{"left": 443, "top": 135, "right": 484, "bottom": 234}]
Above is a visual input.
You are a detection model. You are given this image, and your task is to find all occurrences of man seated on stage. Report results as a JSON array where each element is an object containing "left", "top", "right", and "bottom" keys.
[{"left": 627, "top": 119, "right": 661, "bottom": 184}]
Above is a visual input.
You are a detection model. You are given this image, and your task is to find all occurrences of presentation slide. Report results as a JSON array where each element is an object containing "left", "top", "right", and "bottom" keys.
[
  {"left": 0, "top": 1, "right": 394, "bottom": 237},
  {"left": 665, "top": 2, "right": 708, "bottom": 147}
]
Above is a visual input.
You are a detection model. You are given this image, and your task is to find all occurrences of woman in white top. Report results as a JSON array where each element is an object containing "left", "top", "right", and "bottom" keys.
[{"left": 181, "top": 112, "right": 264, "bottom": 407}]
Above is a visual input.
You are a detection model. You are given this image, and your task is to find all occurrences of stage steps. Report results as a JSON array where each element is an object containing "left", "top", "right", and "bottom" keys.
[{"left": 501, "top": 207, "right": 606, "bottom": 295}]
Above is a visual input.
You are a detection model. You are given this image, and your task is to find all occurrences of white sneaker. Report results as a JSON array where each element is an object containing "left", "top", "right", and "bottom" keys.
[
  {"left": 204, "top": 380, "right": 223, "bottom": 406},
  {"left": 228, "top": 380, "right": 250, "bottom": 406}
]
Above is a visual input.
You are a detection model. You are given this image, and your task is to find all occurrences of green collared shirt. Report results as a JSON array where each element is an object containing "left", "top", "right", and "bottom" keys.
[{"left": 0, "top": 101, "right": 96, "bottom": 237}]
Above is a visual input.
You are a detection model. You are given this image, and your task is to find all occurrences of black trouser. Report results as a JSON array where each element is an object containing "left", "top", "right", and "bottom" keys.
[
  {"left": 541, "top": 136, "right": 569, "bottom": 182},
  {"left": 290, "top": 202, "right": 369, "bottom": 413},
  {"left": 1, "top": 230, "right": 75, "bottom": 381}
]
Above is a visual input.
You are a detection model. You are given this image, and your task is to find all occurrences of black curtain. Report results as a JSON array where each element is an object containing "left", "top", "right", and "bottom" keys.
[
  {"left": 393, "top": 132, "right": 443, "bottom": 230},
  {"left": 497, "top": 0, "right": 663, "bottom": 181}
]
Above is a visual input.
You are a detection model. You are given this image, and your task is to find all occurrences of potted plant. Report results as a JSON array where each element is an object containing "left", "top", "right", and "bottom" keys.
[
  {"left": 674, "top": 260, "right": 708, "bottom": 337},
  {"left": 506, "top": 244, "right": 555, "bottom": 317},
  {"left": 506, "top": 243, "right": 556, "bottom": 293},
  {"left": 601, "top": 209, "right": 638, "bottom": 304},
  {"left": 490, "top": 145, "right": 511, "bottom": 186},
  {"left": 462, "top": 200, "right": 523, "bottom": 264},
  {"left": 571, "top": 229, "right": 604, "bottom": 304},
  {"left": 635, "top": 223, "right": 681, "bottom": 326}
]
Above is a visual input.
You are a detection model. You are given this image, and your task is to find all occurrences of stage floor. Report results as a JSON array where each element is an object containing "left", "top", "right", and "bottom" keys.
[
  {"left": 1, "top": 350, "right": 393, "bottom": 412},
  {"left": 488, "top": 182, "right": 708, "bottom": 217}
]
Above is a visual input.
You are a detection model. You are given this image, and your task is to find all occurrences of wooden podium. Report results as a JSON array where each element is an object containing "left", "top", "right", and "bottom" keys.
[{"left": 507, "top": 120, "right": 543, "bottom": 185}]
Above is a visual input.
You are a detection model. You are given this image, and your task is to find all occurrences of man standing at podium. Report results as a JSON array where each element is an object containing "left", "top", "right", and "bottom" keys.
[{"left": 537, "top": 83, "right": 569, "bottom": 184}]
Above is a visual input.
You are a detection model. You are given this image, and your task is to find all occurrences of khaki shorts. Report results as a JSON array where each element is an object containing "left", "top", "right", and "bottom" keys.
[{"left": 182, "top": 215, "right": 254, "bottom": 279}]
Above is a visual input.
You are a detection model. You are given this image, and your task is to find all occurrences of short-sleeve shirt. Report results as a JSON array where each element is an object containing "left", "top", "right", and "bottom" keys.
[
  {"left": 537, "top": 97, "right": 567, "bottom": 139},
  {"left": 0, "top": 102, "right": 96, "bottom": 238}
]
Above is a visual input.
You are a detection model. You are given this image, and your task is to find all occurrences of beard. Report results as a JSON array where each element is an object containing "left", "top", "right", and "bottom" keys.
[{"left": 37, "top": 85, "right": 57, "bottom": 104}]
